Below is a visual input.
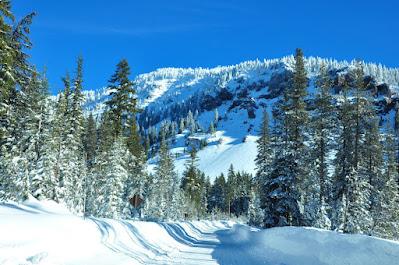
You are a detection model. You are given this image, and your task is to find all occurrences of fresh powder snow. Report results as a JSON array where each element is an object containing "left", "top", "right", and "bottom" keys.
[{"left": 1, "top": 198, "right": 398, "bottom": 265}]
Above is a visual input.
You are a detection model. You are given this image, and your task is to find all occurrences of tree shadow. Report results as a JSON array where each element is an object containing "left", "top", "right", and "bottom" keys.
[
  {"left": 211, "top": 225, "right": 333, "bottom": 265},
  {"left": 160, "top": 223, "right": 218, "bottom": 248},
  {"left": 89, "top": 218, "right": 162, "bottom": 264},
  {"left": 0, "top": 203, "right": 40, "bottom": 214}
]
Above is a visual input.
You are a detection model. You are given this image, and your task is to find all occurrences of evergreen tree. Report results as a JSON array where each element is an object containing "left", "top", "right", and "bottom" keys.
[
  {"left": 255, "top": 109, "right": 273, "bottom": 211},
  {"left": 372, "top": 128, "right": 399, "bottom": 239},
  {"left": 0, "top": 2, "right": 35, "bottom": 151},
  {"left": 145, "top": 138, "right": 176, "bottom": 220},
  {"left": 83, "top": 113, "right": 97, "bottom": 169},
  {"left": 208, "top": 174, "right": 228, "bottom": 213},
  {"left": 263, "top": 48, "right": 309, "bottom": 227},
  {"left": 248, "top": 188, "right": 263, "bottom": 227},
  {"left": 226, "top": 164, "right": 237, "bottom": 216},
  {"left": 99, "top": 138, "right": 130, "bottom": 219},
  {"left": 214, "top": 109, "right": 219, "bottom": 126},
  {"left": 308, "top": 63, "right": 334, "bottom": 228},
  {"left": 106, "top": 59, "right": 137, "bottom": 138},
  {"left": 181, "top": 148, "right": 203, "bottom": 217}
]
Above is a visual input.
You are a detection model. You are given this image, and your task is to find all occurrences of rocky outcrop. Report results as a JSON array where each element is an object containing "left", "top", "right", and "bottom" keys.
[{"left": 267, "top": 70, "right": 293, "bottom": 98}]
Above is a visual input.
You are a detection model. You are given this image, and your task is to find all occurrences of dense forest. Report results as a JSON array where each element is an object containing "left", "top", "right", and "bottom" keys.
[{"left": 1, "top": 0, "right": 398, "bottom": 242}]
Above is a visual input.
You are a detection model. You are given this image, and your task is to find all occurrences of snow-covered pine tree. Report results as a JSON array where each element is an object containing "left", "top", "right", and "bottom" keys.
[
  {"left": 208, "top": 173, "right": 228, "bottom": 213},
  {"left": 214, "top": 109, "right": 219, "bottom": 126},
  {"left": 106, "top": 59, "right": 137, "bottom": 138},
  {"left": 179, "top": 118, "right": 185, "bottom": 134},
  {"left": 25, "top": 73, "right": 57, "bottom": 200},
  {"left": 248, "top": 188, "right": 263, "bottom": 227},
  {"left": 226, "top": 164, "right": 237, "bottom": 216},
  {"left": 371, "top": 128, "right": 399, "bottom": 239},
  {"left": 52, "top": 60, "right": 87, "bottom": 213},
  {"left": 10, "top": 72, "right": 44, "bottom": 200},
  {"left": 0, "top": 3, "right": 36, "bottom": 201},
  {"left": 255, "top": 109, "right": 273, "bottom": 214},
  {"left": 145, "top": 138, "right": 176, "bottom": 220},
  {"left": 122, "top": 130, "right": 148, "bottom": 219},
  {"left": 362, "top": 117, "right": 383, "bottom": 234},
  {"left": 181, "top": 148, "right": 203, "bottom": 218},
  {"left": 186, "top": 110, "right": 196, "bottom": 134},
  {"left": 99, "top": 137, "right": 130, "bottom": 219},
  {"left": 263, "top": 48, "right": 309, "bottom": 227},
  {"left": 332, "top": 63, "right": 374, "bottom": 234},
  {"left": 234, "top": 171, "right": 252, "bottom": 216},
  {"left": 332, "top": 76, "right": 354, "bottom": 231},
  {"left": 308, "top": 63, "right": 335, "bottom": 229},
  {"left": 168, "top": 174, "right": 186, "bottom": 221},
  {"left": 83, "top": 113, "right": 97, "bottom": 169}
]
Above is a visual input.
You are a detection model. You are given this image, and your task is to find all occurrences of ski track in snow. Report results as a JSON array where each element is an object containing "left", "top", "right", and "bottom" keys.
[{"left": 1, "top": 199, "right": 399, "bottom": 265}]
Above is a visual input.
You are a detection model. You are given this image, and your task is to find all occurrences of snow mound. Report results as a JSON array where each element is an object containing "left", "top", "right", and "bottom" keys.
[
  {"left": 214, "top": 225, "right": 399, "bottom": 265},
  {"left": 1, "top": 200, "right": 398, "bottom": 265}
]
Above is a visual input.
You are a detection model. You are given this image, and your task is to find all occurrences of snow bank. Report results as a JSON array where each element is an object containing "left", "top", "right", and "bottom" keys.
[
  {"left": 1, "top": 200, "right": 398, "bottom": 265},
  {"left": 213, "top": 225, "right": 399, "bottom": 265}
]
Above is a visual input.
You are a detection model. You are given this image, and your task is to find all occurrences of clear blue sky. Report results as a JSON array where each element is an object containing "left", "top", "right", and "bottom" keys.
[{"left": 13, "top": 0, "right": 398, "bottom": 93}]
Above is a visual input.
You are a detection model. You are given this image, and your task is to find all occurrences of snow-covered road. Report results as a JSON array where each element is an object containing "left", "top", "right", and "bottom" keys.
[{"left": 1, "top": 199, "right": 399, "bottom": 265}]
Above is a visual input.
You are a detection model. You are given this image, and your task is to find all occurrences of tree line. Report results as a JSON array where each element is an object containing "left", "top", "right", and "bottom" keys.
[{"left": 255, "top": 48, "right": 399, "bottom": 239}]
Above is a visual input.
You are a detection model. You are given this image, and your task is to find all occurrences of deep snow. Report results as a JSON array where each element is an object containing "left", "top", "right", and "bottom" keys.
[{"left": 1, "top": 199, "right": 399, "bottom": 265}]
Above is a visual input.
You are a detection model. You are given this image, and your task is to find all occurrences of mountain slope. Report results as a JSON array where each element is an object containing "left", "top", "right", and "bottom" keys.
[{"left": 83, "top": 56, "right": 399, "bottom": 178}]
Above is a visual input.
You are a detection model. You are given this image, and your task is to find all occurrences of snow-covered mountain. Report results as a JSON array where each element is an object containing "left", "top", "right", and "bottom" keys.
[{"left": 83, "top": 56, "right": 399, "bottom": 179}]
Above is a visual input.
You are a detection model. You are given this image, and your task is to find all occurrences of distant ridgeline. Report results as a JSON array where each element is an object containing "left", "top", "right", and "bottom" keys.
[{"left": 84, "top": 56, "right": 399, "bottom": 124}]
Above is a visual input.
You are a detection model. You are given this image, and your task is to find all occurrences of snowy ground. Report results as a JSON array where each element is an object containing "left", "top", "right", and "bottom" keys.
[{"left": 1, "top": 199, "right": 399, "bottom": 265}]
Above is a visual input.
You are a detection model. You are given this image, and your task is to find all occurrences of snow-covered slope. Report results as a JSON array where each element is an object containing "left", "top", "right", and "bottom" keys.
[
  {"left": 83, "top": 56, "right": 399, "bottom": 178},
  {"left": 1, "top": 199, "right": 399, "bottom": 265}
]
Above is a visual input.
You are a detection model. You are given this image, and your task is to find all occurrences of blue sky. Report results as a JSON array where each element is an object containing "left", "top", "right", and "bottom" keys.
[{"left": 13, "top": 0, "right": 398, "bottom": 93}]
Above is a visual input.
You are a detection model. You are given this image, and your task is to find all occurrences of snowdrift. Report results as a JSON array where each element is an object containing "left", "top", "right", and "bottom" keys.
[{"left": 1, "top": 199, "right": 398, "bottom": 265}]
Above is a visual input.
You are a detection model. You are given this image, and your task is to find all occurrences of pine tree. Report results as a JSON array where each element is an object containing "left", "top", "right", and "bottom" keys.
[
  {"left": 332, "top": 63, "right": 374, "bottom": 233},
  {"left": 208, "top": 174, "right": 228, "bottom": 213},
  {"left": 99, "top": 138, "right": 130, "bottom": 219},
  {"left": 372, "top": 128, "right": 399, "bottom": 239},
  {"left": 186, "top": 110, "right": 196, "bottom": 134},
  {"left": 0, "top": 3, "right": 35, "bottom": 151},
  {"left": 126, "top": 115, "right": 143, "bottom": 158},
  {"left": 179, "top": 118, "right": 185, "bottom": 134},
  {"left": 214, "top": 109, "right": 219, "bottom": 126},
  {"left": 181, "top": 148, "right": 203, "bottom": 217},
  {"left": 312, "top": 63, "right": 334, "bottom": 203},
  {"left": 145, "top": 138, "right": 176, "bottom": 220},
  {"left": 248, "top": 188, "right": 263, "bottom": 227},
  {"left": 307, "top": 63, "right": 334, "bottom": 228},
  {"left": 226, "top": 164, "right": 237, "bottom": 216},
  {"left": 83, "top": 113, "right": 97, "bottom": 169},
  {"left": 122, "top": 139, "right": 148, "bottom": 219},
  {"left": 263, "top": 48, "right": 309, "bottom": 227},
  {"left": 0, "top": 2, "right": 36, "bottom": 201},
  {"left": 332, "top": 76, "right": 354, "bottom": 230},
  {"left": 106, "top": 59, "right": 137, "bottom": 138},
  {"left": 51, "top": 62, "right": 87, "bottom": 212},
  {"left": 255, "top": 109, "right": 273, "bottom": 211}
]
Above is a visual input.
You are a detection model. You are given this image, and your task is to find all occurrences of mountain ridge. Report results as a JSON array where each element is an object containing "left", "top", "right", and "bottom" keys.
[{"left": 81, "top": 56, "right": 399, "bottom": 178}]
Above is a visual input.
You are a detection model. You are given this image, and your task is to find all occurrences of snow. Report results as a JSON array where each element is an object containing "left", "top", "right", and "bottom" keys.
[
  {"left": 1, "top": 199, "right": 399, "bottom": 265},
  {"left": 79, "top": 57, "right": 399, "bottom": 180}
]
